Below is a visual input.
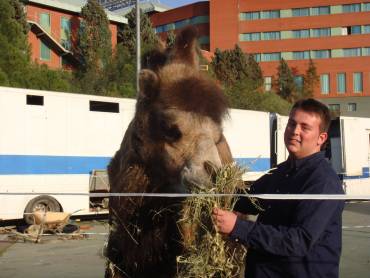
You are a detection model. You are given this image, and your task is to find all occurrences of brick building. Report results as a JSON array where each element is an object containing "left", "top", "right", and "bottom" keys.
[
  {"left": 150, "top": 0, "right": 370, "bottom": 116},
  {"left": 24, "top": 0, "right": 126, "bottom": 69}
]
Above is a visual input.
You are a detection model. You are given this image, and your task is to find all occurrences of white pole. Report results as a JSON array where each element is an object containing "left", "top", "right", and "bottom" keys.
[{"left": 136, "top": 0, "right": 140, "bottom": 95}]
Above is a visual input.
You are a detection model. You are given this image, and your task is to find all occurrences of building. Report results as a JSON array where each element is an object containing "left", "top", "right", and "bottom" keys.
[
  {"left": 150, "top": 1, "right": 210, "bottom": 50},
  {"left": 150, "top": 0, "right": 370, "bottom": 116},
  {"left": 24, "top": 0, "right": 127, "bottom": 69}
]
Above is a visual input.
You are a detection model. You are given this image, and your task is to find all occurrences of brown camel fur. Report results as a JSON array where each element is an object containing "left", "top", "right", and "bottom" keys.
[{"left": 105, "top": 26, "right": 233, "bottom": 278}]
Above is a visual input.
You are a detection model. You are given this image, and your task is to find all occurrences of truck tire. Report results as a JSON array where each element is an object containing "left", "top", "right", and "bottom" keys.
[{"left": 24, "top": 195, "right": 61, "bottom": 225}]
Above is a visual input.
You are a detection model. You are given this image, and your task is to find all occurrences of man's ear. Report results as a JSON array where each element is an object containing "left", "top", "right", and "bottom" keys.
[
  {"left": 318, "top": 132, "right": 328, "bottom": 147},
  {"left": 138, "top": 69, "right": 159, "bottom": 100}
]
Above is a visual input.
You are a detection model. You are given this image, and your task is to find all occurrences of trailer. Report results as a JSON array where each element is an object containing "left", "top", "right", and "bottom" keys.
[
  {"left": 1, "top": 86, "right": 370, "bottom": 222},
  {"left": 0, "top": 86, "right": 136, "bottom": 223}
]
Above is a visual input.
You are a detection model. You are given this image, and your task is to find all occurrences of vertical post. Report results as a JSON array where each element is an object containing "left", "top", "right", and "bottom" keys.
[{"left": 136, "top": 0, "right": 141, "bottom": 94}]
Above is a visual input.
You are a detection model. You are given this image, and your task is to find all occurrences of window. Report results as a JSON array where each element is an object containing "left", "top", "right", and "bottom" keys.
[
  {"left": 61, "top": 17, "right": 71, "bottom": 50},
  {"left": 294, "top": 76, "right": 304, "bottom": 89},
  {"left": 364, "top": 25, "right": 370, "bottom": 34},
  {"left": 351, "top": 25, "right": 361, "bottom": 34},
  {"left": 343, "top": 48, "right": 362, "bottom": 57},
  {"left": 328, "top": 104, "right": 340, "bottom": 113},
  {"left": 253, "top": 54, "right": 261, "bottom": 62},
  {"left": 364, "top": 47, "right": 370, "bottom": 56},
  {"left": 174, "top": 19, "right": 188, "bottom": 29},
  {"left": 89, "top": 101, "right": 119, "bottom": 113},
  {"left": 39, "top": 13, "right": 50, "bottom": 32},
  {"left": 241, "top": 12, "right": 260, "bottom": 20},
  {"left": 40, "top": 41, "right": 50, "bottom": 60},
  {"left": 320, "top": 74, "right": 330, "bottom": 94},
  {"left": 264, "top": 76, "right": 272, "bottom": 91},
  {"left": 261, "top": 10, "right": 280, "bottom": 19},
  {"left": 353, "top": 72, "right": 363, "bottom": 93},
  {"left": 292, "top": 8, "right": 310, "bottom": 17},
  {"left": 27, "top": 95, "right": 44, "bottom": 106},
  {"left": 262, "top": 31, "right": 280, "bottom": 40},
  {"left": 337, "top": 73, "right": 346, "bottom": 93},
  {"left": 313, "top": 50, "right": 331, "bottom": 59},
  {"left": 292, "top": 29, "right": 310, "bottom": 38},
  {"left": 293, "top": 51, "right": 310, "bottom": 60},
  {"left": 311, "top": 28, "right": 331, "bottom": 37},
  {"left": 240, "top": 32, "right": 261, "bottom": 41},
  {"left": 347, "top": 103, "right": 357, "bottom": 112},
  {"left": 343, "top": 4, "right": 361, "bottom": 13},
  {"left": 262, "top": 52, "right": 281, "bottom": 61},
  {"left": 190, "top": 16, "right": 209, "bottom": 25},
  {"left": 364, "top": 3, "right": 370, "bottom": 11},
  {"left": 311, "top": 6, "right": 330, "bottom": 15},
  {"left": 155, "top": 25, "right": 164, "bottom": 33}
]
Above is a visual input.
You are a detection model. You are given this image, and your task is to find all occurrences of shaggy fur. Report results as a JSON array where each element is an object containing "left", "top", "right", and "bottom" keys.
[{"left": 105, "top": 26, "right": 233, "bottom": 278}]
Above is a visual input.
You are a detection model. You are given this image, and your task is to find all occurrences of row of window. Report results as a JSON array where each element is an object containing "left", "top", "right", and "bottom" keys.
[
  {"left": 263, "top": 72, "right": 365, "bottom": 95},
  {"left": 154, "top": 16, "right": 209, "bottom": 33},
  {"left": 328, "top": 103, "right": 357, "bottom": 112},
  {"left": 240, "top": 25, "right": 370, "bottom": 41},
  {"left": 240, "top": 3, "right": 370, "bottom": 20},
  {"left": 320, "top": 73, "right": 364, "bottom": 94},
  {"left": 253, "top": 47, "right": 370, "bottom": 62}
]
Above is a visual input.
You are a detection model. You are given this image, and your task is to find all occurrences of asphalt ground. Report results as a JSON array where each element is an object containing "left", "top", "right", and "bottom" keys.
[{"left": 0, "top": 202, "right": 369, "bottom": 278}]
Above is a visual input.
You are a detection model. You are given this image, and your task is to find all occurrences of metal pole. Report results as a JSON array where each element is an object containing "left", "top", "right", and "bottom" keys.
[{"left": 136, "top": 0, "right": 140, "bottom": 95}]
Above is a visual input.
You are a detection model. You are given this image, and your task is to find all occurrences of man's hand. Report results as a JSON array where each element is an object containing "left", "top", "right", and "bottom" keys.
[{"left": 212, "top": 208, "right": 237, "bottom": 235}]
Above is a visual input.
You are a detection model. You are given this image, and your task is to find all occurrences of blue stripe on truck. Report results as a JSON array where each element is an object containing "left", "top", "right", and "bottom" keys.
[
  {"left": 0, "top": 155, "right": 270, "bottom": 175},
  {"left": 0, "top": 155, "right": 111, "bottom": 175}
]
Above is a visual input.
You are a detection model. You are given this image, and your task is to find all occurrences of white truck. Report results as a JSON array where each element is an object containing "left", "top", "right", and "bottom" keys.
[{"left": 1, "top": 86, "right": 369, "bottom": 222}]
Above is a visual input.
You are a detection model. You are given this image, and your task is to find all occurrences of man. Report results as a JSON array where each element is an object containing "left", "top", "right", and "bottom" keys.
[{"left": 213, "top": 98, "right": 344, "bottom": 278}]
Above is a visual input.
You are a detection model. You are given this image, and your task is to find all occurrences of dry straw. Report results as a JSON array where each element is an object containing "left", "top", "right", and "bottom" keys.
[{"left": 176, "top": 163, "right": 248, "bottom": 278}]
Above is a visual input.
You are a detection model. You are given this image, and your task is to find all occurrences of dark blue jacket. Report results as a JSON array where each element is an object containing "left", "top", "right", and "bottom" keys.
[{"left": 231, "top": 152, "right": 344, "bottom": 278}]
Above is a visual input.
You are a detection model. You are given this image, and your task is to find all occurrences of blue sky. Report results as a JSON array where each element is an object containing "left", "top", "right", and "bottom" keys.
[{"left": 159, "top": 0, "right": 207, "bottom": 8}]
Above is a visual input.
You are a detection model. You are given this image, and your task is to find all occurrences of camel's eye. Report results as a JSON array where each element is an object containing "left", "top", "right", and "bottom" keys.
[{"left": 162, "top": 123, "right": 182, "bottom": 143}]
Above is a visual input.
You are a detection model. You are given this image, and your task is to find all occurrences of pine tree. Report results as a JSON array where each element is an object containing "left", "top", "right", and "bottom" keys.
[
  {"left": 74, "top": 0, "right": 112, "bottom": 95},
  {"left": 302, "top": 58, "right": 319, "bottom": 99},
  {"left": 245, "top": 54, "right": 263, "bottom": 90},
  {"left": 276, "top": 59, "right": 297, "bottom": 103},
  {"left": 166, "top": 30, "right": 176, "bottom": 49},
  {"left": 0, "top": 0, "right": 30, "bottom": 86},
  {"left": 120, "top": 8, "right": 159, "bottom": 56}
]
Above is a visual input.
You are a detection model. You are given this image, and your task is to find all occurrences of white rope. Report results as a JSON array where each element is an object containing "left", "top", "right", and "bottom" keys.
[{"left": 1, "top": 192, "right": 370, "bottom": 200}]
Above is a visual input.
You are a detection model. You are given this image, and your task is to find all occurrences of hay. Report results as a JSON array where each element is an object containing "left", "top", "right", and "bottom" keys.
[{"left": 176, "top": 163, "right": 247, "bottom": 278}]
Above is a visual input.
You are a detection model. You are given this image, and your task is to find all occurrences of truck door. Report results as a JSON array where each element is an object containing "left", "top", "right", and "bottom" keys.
[{"left": 340, "top": 117, "right": 366, "bottom": 176}]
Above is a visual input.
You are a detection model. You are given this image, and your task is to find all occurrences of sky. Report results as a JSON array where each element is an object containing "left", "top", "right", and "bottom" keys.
[{"left": 159, "top": 0, "right": 207, "bottom": 8}]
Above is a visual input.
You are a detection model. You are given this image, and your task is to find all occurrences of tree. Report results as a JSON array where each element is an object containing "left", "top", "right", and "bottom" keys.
[
  {"left": 166, "top": 30, "right": 176, "bottom": 49},
  {"left": 302, "top": 58, "right": 319, "bottom": 99},
  {"left": 120, "top": 8, "right": 159, "bottom": 57},
  {"left": 74, "top": 0, "right": 112, "bottom": 95},
  {"left": 0, "top": 0, "right": 30, "bottom": 87},
  {"left": 276, "top": 59, "right": 297, "bottom": 103}
]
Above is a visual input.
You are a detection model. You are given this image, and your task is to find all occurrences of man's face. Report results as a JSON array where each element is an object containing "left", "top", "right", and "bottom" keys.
[{"left": 284, "top": 109, "right": 328, "bottom": 159}]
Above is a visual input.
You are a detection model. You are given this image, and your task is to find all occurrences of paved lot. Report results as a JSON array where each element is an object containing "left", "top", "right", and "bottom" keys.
[{"left": 0, "top": 203, "right": 369, "bottom": 278}]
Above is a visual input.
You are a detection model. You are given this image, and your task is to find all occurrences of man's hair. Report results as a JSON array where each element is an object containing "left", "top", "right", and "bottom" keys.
[{"left": 291, "top": 98, "right": 331, "bottom": 133}]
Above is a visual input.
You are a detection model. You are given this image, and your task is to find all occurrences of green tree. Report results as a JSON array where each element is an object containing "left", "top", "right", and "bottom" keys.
[
  {"left": 166, "top": 30, "right": 176, "bottom": 49},
  {"left": 74, "top": 0, "right": 112, "bottom": 95},
  {"left": 120, "top": 8, "right": 159, "bottom": 57},
  {"left": 0, "top": 0, "right": 30, "bottom": 87},
  {"left": 302, "top": 58, "right": 319, "bottom": 99},
  {"left": 276, "top": 59, "right": 297, "bottom": 103}
]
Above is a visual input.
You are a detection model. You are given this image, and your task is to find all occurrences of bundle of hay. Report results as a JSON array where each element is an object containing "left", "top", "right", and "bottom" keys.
[{"left": 176, "top": 164, "right": 247, "bottom": 278}]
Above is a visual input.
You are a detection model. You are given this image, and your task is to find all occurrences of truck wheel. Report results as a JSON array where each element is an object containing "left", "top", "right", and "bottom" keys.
[{"left": 24, "top": 195, "right": 61, "bottom": 225}]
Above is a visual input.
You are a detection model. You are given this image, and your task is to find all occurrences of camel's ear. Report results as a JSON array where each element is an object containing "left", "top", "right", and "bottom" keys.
[
  {"left": 170, "top": 26, "right": 199, "bottom": 69},
  {"left": 138, "top": 69, "right": 159, "bottom": 99}
]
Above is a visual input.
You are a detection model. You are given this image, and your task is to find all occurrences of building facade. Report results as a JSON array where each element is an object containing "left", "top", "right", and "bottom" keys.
[
  {"left": 210, "top": 0, "right": 370, "bottom": 111},
  {"left": 150, "top": 0, "right": 370, "bottom": 116},
  {"left": 150, "top": 1, "right": 210, "bottom": 50},
  {"left": 24, "top": 0, "right": 126, "bottom": 69}
]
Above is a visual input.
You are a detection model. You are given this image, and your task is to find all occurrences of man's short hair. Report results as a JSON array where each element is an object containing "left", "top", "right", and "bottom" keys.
[{"left": 291, "top": 98, "right": 331, "bottom": 133}]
